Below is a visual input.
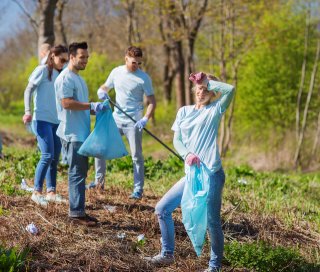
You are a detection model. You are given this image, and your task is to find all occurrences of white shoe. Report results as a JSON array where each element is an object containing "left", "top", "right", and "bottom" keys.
[
  {"left": 144, "top": 253, "right": 174, "bottom": 266},
  {"left": 46, "top": 194, "right": 67, "bottom": 204},
  {"left": 31, "top": 193, "right": 48, "bottom": 207}
]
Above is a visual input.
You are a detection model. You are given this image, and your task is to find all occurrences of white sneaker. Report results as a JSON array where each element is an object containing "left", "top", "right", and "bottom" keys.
[
  {"left": 31, "top": 193, "right": 48, "bottom": 207},
  {"left": 144, "top": 253, "right": 174, "bottom": 266},
  {"left": 46, "top": 194, "right": 67, "bottom": 204}
]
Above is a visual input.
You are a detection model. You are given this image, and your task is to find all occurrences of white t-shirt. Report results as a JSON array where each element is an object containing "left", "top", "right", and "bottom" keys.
[{"left": 105, "top": 65, "right": 154, "bottom": 126}]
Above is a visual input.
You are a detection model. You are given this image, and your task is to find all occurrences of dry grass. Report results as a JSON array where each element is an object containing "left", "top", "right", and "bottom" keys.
[{"left": 0, "top": 181, "right": 319, "bottom": 271}]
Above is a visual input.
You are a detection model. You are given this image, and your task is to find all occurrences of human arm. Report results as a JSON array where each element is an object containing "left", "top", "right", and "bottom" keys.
[
  {"left": 173, "top": 130, "right": 200, "bottom": 167},
  {"left": 173, "top": 130, "right": 189, "bottom": 159},
  {"left": 134, "top": 95, "right": 156, "bottom": 130},
  {"left": 97, "top": 84, "right": 111, "bottom": 100},
  {"left": 22, "top": 82, "right": 37, "bottom": 124},
  {"left": 61, "top": 98, "right": 107, "bottom": 114},
  {"left": 207, "top": 80, "right": 235, "bottom": 112},
  {"left": 23, "top": 66, "right": 46, "bottom": 124}
]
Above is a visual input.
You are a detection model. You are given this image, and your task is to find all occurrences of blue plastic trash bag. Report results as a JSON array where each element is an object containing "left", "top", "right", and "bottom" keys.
[
  {"left": 78, "top": 101, "right": 128, "bottom": 159},
  {"left": 181, "top": 164, "right": 210, "bottom": 256}
]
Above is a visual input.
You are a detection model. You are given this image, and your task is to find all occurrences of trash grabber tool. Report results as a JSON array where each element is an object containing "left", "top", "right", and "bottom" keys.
[{"left": 108, "top": 99, "right": 184, "bottom": 162}]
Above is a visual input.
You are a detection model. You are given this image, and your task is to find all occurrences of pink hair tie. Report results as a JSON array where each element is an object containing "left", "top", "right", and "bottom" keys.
[{"left": 189, "top": 72, "right": 207, "bottom": 84}]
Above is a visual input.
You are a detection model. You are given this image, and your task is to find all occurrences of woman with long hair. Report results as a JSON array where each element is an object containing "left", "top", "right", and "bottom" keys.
[{"left": 22, "top": 44, "right": 68, "bottom": 207}]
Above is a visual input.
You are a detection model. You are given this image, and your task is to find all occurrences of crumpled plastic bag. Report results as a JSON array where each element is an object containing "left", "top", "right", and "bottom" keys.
[
  {"left": 181, "top": 164, "right": 210, "bottom": 256},
  {"left": 78, "top": 100, "right": 128, "bottom": 160}
]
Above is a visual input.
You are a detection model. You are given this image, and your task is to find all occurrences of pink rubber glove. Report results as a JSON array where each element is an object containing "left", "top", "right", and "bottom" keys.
[
  {"left": 185, "top": 153, "right": 200, "bottom": 168},
  {"left": 22, "top": 114, "right": 32, "bottom": 124},
  {"left": 189, "top": 72, "right": 208, "bottom": 86}
]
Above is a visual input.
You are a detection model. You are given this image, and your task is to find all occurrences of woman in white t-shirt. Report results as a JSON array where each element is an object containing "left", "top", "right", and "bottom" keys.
[
  {"left": 145, "top": 72, "right": 234, "bottom": 272},
  {"left": 22, "top": 44, "right": 68, "bottom": 207}
]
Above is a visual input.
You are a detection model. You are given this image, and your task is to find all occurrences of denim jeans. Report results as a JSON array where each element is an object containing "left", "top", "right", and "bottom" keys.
[
  {"left": 61, "top": 140, "right": 88, "bottom": 217},
  {"left": 155, "top": 167, "right": 225, "bottom": 269},
  {"left": 33, "top": 120, "right": 61, "bottom": 193},
  {"left": 95, "top": 123, "right": 144, "bottom": 193}
]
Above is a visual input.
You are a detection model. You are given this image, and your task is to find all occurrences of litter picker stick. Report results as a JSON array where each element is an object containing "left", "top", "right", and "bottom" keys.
[{"left": 108, "top": 99, "right": 184, "bottom": 162}]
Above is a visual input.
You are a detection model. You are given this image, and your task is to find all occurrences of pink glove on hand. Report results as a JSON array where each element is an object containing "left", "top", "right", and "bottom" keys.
[
  {"left": 185, "top": 153, "right": 200, "bottom": 167},
  {"left": 22, "top": 114, "right": 32, "bottom": 124},
  {"left": 189, "top": 72, "right": 208, "bottom": 86}
]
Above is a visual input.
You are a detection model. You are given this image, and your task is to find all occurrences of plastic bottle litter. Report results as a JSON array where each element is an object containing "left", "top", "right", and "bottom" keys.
[
  {"left": 237, "top": 178, "right": 248, "bottom": 185},
  {"left": 117, "top": 232, "right": 126, "bottom": 239},
  {"left": 137, "top": 234, "right": 145, "bottom": 242},
  {"left": 26, "top": 223, "right": 38, "bottom": 235},
  {"left": 21, "top": 179, "right": 34, "bottom": 192},
  {"left": 103, "top": 205, "right": 117, "bottom": 213}
]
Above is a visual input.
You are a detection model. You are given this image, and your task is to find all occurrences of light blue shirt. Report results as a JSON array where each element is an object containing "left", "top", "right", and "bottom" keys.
[
  {"left": 28, "top": 65, "right": 59, "bottom": 124},
  {"left": 54, "top": 68, "right": 90, "bottom": 142},
  {"left": 172, "top": 80, "right": 234, "bottom": 175},
  {"left": 105, "top": 65, "right": 154, "bottom": 126}
]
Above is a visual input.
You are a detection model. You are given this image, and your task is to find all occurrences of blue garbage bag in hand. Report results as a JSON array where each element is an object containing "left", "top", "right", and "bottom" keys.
[
  {"left": 78, "top": 101, "right": 128, "bottom": 159},
  {"left": 181, "top": 164, "right": 210, "bottom": 256}
]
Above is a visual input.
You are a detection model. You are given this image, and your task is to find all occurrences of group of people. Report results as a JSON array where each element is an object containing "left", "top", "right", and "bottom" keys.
[{"left": 22, "top": 41, "right": 234, "bottom": 272}]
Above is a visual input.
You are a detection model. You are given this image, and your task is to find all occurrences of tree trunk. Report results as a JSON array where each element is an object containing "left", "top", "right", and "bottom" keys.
[
  {"left": 311, "top": 109, "right": 320, "bottom": 160},
  {"left": 294, "top": 38, "right": 320, "bottom": 168},
  {"left": 55, "top": 0, "right": 68, "bottom": 45},
  {"left": 185, "top": 0, "right": 208, "bottom": 105},
  {"left": 296, "top": 8, "right": 310, "bottom": 142},
  {"left": 221, "top": 0, "right": 234, "bottom": 157},
  {"left": 38, "top": 0, "right": 58, "bottom": 59},
  {"left": 174, "top": 40, "right": 186, "bottom": 109},
  {"left": 125, "top": 0, "right": 135, "bottom": 45},
  {"left": 218, "top": 0, "right": 227, "bottom": 156}
]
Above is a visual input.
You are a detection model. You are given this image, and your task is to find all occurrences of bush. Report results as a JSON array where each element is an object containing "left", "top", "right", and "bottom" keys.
[
  {"left": 224, "top": 241, "right": 319, "bottom": 271},
  {"left": 0, "top": 245, "right": 29, "bottom": 271}
]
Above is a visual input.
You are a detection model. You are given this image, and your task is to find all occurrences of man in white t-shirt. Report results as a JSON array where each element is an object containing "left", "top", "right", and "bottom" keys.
[
  {"left": 92, "top": 46, "right": 156, "bottom": 199},
  {"left": 55, "top": 41, "right": 107, "bottom": 226}
]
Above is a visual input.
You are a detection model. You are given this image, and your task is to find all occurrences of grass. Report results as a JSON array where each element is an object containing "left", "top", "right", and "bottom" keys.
[
  {"left": 0, "top": 109, "right": 319, "bottom": 270},
  {"left": 1, "top": 145, "right": 319, "bottom": 270},
  {"left": 0, "top": 245, "right": 29, "bottom": 271}
]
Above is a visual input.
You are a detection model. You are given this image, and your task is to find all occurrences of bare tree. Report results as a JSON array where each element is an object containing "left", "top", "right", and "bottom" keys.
[
  {"left": 183, "top": 0, "right": 208, "bottom": 105},
  {"left": 38, "top": 0, "right": 58, "bottom": 51},
  {"left": 12, "top": 0, "right": 39, "bottom": 38},
  {"left": 296, "top": 7, "right": 311, "bottom": 142},
  {"left": 311, "top": 108, "right": 320, "bottom": 160},
  {"left": 159, "top": 0, "right": 176, "bottom": 103},
  {"left": 55, "top": 0, "right": 68, "bottom": 45},
  {"left": 294, "top": 37, "right": 320, "bottom": 168}
]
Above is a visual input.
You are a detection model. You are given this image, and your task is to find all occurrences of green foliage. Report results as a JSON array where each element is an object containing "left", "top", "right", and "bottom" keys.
[
  {"left": 106, "top": 155, "right": 183, "bottom": 180},
  {"left": 224, "top": 241, "right": 319, "bottom": 272},
  {"left": 0, "top": 245, "right": 29, "bottom": 271},
  {"left": 235, "top": 3, "right": 319, "bottom": 140},
  {"left": 0, "top": 148, "right": 40, "bottom": 196},
  {"left": 0, "top": 57, "right": 38, "bottom": 111},
  {"left": 80, "top": 52, "right": 120, "bottom": 100}
]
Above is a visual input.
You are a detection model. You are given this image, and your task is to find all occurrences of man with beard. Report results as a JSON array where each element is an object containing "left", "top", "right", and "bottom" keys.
[{"left": 55, "top": 42, "right": 107, "bottom": 226}]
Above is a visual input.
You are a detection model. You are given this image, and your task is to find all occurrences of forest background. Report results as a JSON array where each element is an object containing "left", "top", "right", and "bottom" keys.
[
  {"left": 0, "top": 1, "right": 319, "bottom": 271},
  {"left": 0, "top": 0, "right": 320, "bottom": 170}
]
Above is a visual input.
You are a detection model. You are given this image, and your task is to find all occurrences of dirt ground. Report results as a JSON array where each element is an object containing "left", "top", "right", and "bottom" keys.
[{"left": 1, "top": 181, "right": 319, "bottom": 272}]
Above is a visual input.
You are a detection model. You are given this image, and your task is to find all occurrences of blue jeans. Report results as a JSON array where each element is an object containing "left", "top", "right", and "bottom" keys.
[
  {"left": 155, "top": 168, "right": 225, "bottom": 269},
  {"left": 34, "top": 120, "right": 61, "bottom": 193},
  {"left": 95, "top": 123, "right": 144, "bottom": 193},
  {"left": 61, "top": 140, "right": 88, "bottom": 217}
]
